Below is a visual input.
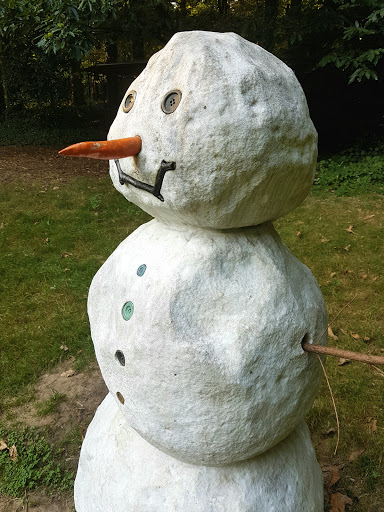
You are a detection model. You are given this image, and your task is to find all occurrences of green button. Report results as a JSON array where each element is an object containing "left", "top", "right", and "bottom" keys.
[{"left": 122, "top": 301, "right": 134, "bottom": 320}]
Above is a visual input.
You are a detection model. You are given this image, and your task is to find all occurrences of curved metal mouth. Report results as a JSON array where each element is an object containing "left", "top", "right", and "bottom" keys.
[{"left": 115, "top": 159, "right": 176, "bottom": 202}]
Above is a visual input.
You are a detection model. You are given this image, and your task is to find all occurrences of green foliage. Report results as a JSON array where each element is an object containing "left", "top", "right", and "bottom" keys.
[
  {"left": 318, "top": 0, "right": 384, "bottom": 83},
  {"left": 0, "top": 425, "right": 74, "bottom": 497},
  {"left": 314, "top": 145, "right": 384, "bottom": 195},
  {"left": 35, "top": 392, "right": 67, "bottom": 417}
]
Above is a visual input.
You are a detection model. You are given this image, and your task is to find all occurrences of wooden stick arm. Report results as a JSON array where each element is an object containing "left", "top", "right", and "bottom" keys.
[{"left": 302, "top": 342, "right": 384, "bottom": 366}]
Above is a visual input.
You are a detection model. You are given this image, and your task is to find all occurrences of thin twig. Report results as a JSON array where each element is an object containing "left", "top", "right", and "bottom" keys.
[
  {"left": 314, "top": 293, "right": 358, "bottom": 346},
  {"left": 372, "top": 365, "right": 384, "bottom": 377},
  {"left": 303, "top": 342, "right": 384, "bottom": 366},
  {"left": 317, "top": 354, "right": 340, "bottom": 455}
]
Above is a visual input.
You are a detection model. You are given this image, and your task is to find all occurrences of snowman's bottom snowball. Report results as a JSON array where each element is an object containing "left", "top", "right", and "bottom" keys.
[{"left": 75, "top": 393, "right": 323, "bottom": 512}]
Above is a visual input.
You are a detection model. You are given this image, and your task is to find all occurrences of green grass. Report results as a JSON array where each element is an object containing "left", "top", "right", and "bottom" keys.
[
  {"left": 0, "top": 425, "right": 74, "bottom": 496},
  {"left": 1, "top": 160, "right": 383, "bottom": 508},
  {"left": 35, "top": 391, "right": 67, "bottom": 417},
  {"left": 0, "top": 177, "right": 151, "bottom": 408}
]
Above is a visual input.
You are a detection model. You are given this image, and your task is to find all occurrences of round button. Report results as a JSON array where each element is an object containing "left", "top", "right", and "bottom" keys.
[
  {"left": 161, "top": 90, "right": 182, "bottom": 114},
  {"left": 116, "top": 392, "right": 125, "bottom": 404},
  {"left": 122, "top": 91, "right": 136, "bottom": 113},
  {"left": 115, "top": 350, "right": 125, "bottom": 366},
  {"left": 137, "top": 264, "right": 147, "bottom": 276},
  {"left": 122, "top": 301, "right": 134, "bottom": 320}
]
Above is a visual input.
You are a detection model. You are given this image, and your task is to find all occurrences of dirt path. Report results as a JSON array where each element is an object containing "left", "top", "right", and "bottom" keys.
[{"left": 0, "top": 146, "right": 107, "bottom": 185}]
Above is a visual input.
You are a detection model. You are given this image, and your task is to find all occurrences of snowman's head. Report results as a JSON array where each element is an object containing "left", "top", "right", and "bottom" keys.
[{"left": 63, "top": 31, "right": 317, "bottom": 229}]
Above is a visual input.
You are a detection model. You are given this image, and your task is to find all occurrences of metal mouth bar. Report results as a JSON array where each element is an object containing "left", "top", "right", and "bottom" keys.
[{"left": 115, "top": 159, "right": 176, "bottom": 202}]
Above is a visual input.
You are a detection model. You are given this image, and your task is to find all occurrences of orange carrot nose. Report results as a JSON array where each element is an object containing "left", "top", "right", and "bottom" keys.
[{"left": 59, "top": 136, "right": 141, "bottom": 160}]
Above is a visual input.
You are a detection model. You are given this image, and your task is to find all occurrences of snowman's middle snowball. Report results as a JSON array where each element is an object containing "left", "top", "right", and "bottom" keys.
[{"left": 88, "top": 220, "right": 327, "bottom": 465}]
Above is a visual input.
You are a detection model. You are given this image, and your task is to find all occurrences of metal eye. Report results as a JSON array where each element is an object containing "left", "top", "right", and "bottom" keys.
[
  {"left": 123, "top": 91, "right": 136, "bottom": 113},
  {"left": 161, "top": 90, "right": 182, "bottom": 114}
]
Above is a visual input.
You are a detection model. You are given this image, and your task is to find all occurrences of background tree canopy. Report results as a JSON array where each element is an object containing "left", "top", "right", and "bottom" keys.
[{"left": 0, "top": 0, "right": 383, "bottom": 150}]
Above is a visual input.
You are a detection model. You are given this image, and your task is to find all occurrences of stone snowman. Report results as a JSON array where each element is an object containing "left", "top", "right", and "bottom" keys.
[{"left": 61, "top": 31, "right": 327, "bottom": 511}]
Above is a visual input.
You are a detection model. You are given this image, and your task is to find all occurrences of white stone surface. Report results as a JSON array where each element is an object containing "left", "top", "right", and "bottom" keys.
[
  {"left": 108, "top": 31, "right": 317, "bottom": 229},
  {"left": 75, "top": 393, "right": 324, "bottom": 512},
  {"left": 88, "top": 220, "right": 327, "bottom": 465}
]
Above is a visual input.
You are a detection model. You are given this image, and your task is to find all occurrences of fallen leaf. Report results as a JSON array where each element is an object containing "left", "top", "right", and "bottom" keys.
[
  {"left": 330, "top": 492, "right": 353, "bottom": 512},
  {"left": 363, "top": 336, "right": 370, "bottom": 342},
  {"left": 322, "top": 464, "right": 341, "bottom": 488},
  {"left": 64, "top": 268, "right": 70, "bottom": 271},
  {"left": 323, "top": 427, "right": 336, "bottom": 437},
  {"left": 364, "top": 214, "right": 375, "bottom": 220},
  {"left": 381, "top": 349, "right": 384, "bottom": 353},
  {"left": 346, "top": 225, "right": 355, "bottom": 234},
  {"left": 368, "top": 418, "right": 377, "bottom": 434},
  {"left": 61, "top": 252, "right": 73, "bottom": 258},
  {"left": 9, "top": 444, "right": 18, "bottom": 462},
  {"left": 0, "top": 440, "right": 7, "bottom": 451},
  {"left": 362, "top": 274, "right": 367, "bottom": 280},
  {"left": 61, "top": 369, "right": 76, "bottom": 378},
  {"left": 350, "top": 333, "right": 360, "bottom": 340},
  {"left": 39, "top": 190, "right": 46, "bottom": 194},
  {"left": 373, "top": 276, "right": 378, "bottom": 281},
  {"left": 349, "top": 449, "right": 364, "bottom": 462},
  {"left": 53, "top": 186, "right": 59, "bottom": 190},
  {"left": 344, "top": 244, "right": 351, "bottom": 251},
  {"left": 340, "top": 329, "right": 347, "bottom": 335},
  {"left": 296, "top": 230, "right": 302, "bottom": 238},
  {"left": 321, "top": 237, "right": 330, "bottom": 243},
  {"left": 60, "top": 344, "right": 69, "bottom": 351},
  {"left": 328, "top": 326, "right": 338, "bottom": 340},
  {"left": 338, "top": 358, "right": 350, "bottom": 366},
  {"left": 330, "top": 272, "right": 337, "bottom": 278},
  {"left": 343, "top": 269, "right": 352, "bottom": 274}
]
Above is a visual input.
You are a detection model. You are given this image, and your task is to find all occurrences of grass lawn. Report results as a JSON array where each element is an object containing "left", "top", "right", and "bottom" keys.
[{"left": 0, "top": 171, "right": 383, "bottom": 510}]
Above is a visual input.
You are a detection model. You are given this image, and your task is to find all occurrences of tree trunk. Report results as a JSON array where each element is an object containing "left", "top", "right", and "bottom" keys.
[
  {"left": 0, "top": 44, "right": 10, "bottom": 115},
  {"left": 218, "top": 0, "right": 228, "bottom": 15},
  {"left": 71, "top": 60, "right": 85, "bottom": 107},
  {"left": 263, "top": 0, "right": 279, "bottom": 51},
  {"left": 106, "top": 42, "right": 120, "bottom": 113}
]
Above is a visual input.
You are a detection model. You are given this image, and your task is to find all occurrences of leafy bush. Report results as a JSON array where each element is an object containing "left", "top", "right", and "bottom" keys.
[
  {"left": 0, "top": 425, "right": 74, "bottom": 497},
  {"left": 314, "top": 145, "right": 384, "bottom": 195}
]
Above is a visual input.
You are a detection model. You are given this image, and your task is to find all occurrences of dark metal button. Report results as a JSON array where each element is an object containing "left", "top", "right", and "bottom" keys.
[
  {"left": 161, "top": 90, "right": 182, "bottom": 114},
  {"left": 123, "top": 91, "right": 136, "bottom": 113},
  {"left": 122, "top": 301, "right": 134, "bottom": 320},
  {"left": 137, "top": 264, "right": 146, "bottom": 276},
  {"left": 115, "top": 350, "right": 125, "bottom": 366}
]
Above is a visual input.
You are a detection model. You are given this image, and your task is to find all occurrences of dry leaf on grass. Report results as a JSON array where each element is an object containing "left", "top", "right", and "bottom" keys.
[
  {"left": 363, "top": 336, "right": 370, "bottom": 342},
  {"left": 322, "top": 427, "right": 336, "bottom": 437},
  {"left": 364, "top": 214, "right": 375, "bottom": 220},
  {"left": 321, "top": 465, "right": 341, "bottom": 488},
  {"left": 61, "top": 252, "right": 73, "bottom": 258},
  {"left": 321, "top": 237, "right": 330, "bottom": 243},
  {"left": 61, "top": 369, "right": 76, "bottom": 378},
  {"left": 9, "top": 444, "right": 18, "bottom": 462},
  {"left": 0, "top": 440, "right": 8, "bottom": 450},
  {"left": 330, "top": 492, "right": 353, "bottom": 512},
  {"left": 328, "top": 326, "right": 338, "bottom": 340},
  {"left": 346, "top": 225, "right": 355, "bottom": 234},
  {"left": 60, "top": 344, "right": 69, "bottom": 351},
  {"left": 368, "top": 418, "right": 377, "bottom": 434},
  {"left": 338, "top": 358, "right": 351, "bottom": 366},
  {"left": 362, "top": 274, "right": 368, "bottom": 279},
  {"left": 296, "top": 230, "right": 302, "bottom": 238},
  {"left": 349, "top": 449, "right": 364, "bottom": 462},
  {"left": 330, "top": 272, "right": 337, "bottom": 278},
  {"left": 350, "top": 333, "right": 360, "bottom": 340},
  {"left": 344, "top": 245, "right": 351, "bottom": 251}
]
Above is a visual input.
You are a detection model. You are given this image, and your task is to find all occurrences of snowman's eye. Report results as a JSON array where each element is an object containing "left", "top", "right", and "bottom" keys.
[
  {"left": 161, "top": 90, "right": 182, "bottom": 114},
  {"left": 122, "top": 91, "right": 136, "bottom": 113}
]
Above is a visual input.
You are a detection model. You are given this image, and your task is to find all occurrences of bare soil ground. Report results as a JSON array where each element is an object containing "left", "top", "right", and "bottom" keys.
[
  {"left": 0, "top": 360, "right": 107, "bottom": 512},
  {"left": 0, "top": 146, "right": 107, "bottom": 185}
]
